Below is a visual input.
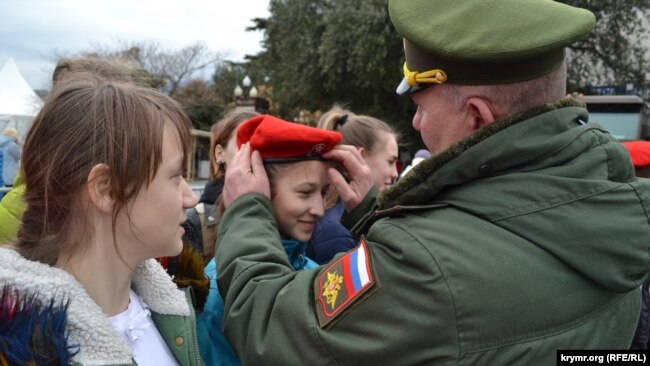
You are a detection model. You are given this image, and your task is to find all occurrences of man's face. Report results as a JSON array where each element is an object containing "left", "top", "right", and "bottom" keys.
[{"left": 410, "top": 86, "right": 473, "bottom": 156}]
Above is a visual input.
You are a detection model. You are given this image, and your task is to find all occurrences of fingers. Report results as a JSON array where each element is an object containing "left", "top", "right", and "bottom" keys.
[
  {"left": 223, "top": 143, "right": 271, "bottom": 208},
  {"left": 323, "top": 145, "right": 365, "bottom": 166},
  {"left": 231, "top": 142, "right": 250, "bottom": 169},
  {"left": 324, "top": 145, "right": 374, "bottom": 212},
  {"left": 250, "top": 150, "right": 265, "bottom": 176},
  {"left": 251, "top": 150, "right": 271, "bottom": 198},
  {"left": 328, "top": 168, "right": 354, "bottom": 205}
]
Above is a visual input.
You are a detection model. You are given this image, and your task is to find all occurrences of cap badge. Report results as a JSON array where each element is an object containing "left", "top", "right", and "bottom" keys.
[
  {"left": 403, "top": 63, "right": 447, "bottom": 87},
  {"left": 308, "top": 143, "right": 327, "bottom": 156}
]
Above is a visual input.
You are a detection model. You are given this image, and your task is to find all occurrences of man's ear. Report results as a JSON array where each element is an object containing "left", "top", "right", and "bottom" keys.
[
  {"left": 87, "top": 164, "right": 114, "bottom": 214},
  {"left": 465, "top": 97, "right": 497, "bottom": 131}
]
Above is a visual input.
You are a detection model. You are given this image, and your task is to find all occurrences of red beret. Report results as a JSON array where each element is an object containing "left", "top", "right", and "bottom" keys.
[
  {"left": 621, "top": 141, "right": 650, "bottom": 168},
  {"left": 237, "top": 114, "right": 342, "bottom": 162}
]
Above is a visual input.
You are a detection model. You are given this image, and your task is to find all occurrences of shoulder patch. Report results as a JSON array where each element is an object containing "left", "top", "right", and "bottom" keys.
[{"left": 315, "top": 236, "right": 377, "bottom": 328}]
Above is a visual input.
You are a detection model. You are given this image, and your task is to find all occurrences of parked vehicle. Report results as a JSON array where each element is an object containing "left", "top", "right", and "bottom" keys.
[{"left": 583, "top": 95, "right": 650, "bottom": 141}]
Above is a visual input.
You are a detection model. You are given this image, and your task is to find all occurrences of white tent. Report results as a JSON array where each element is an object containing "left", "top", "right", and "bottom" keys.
[{"left": 0, "top": 58, "right": 42, "bottom": 143}]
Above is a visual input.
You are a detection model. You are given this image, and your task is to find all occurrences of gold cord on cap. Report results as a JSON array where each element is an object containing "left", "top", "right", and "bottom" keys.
[{"left": 403, "top": 63, "right": 447, "bottom": 87}]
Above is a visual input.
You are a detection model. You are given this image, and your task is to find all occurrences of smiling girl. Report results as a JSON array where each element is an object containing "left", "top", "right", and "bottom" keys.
[
  {"left": 235, "top": 114, "right": 342, "bottom": 269},
  {"left": 199, "top": 115, "right": 341, "bottom": 365}
]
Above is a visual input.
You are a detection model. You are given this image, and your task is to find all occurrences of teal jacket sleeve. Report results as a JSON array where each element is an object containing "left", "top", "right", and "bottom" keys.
[{"left": 196, "top": 259, "right": 240, "bottom": 366}]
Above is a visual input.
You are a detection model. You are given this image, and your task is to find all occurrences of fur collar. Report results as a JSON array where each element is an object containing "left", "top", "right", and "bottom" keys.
[
  {"left": 0, "top": 247, "right": 190, "bottom": 365},
  {"left": 380, "top": 99, "right": 585, "bottom": 207}
]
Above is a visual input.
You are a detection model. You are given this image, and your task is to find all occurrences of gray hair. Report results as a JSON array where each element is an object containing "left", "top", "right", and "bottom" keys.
[{"left": 439, "top": 63, "right": 567, "bottom": 118}]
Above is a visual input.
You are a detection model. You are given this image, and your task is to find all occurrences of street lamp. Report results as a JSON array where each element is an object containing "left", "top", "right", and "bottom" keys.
[
  {"left": 233, "top": 85, "right": 243, "bottom": 98},
  {"left": 233, "top": 75, "right": 269, "bottom": 113},
  {"left": 234, "top": 75, "right": 256, "bottom": 111}
]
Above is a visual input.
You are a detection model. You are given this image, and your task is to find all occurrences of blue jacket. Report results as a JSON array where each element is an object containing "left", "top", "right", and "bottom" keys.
[
  {"left": 197, "top": 239, "right": 316, "bottom": 366},
  {"left": 308, "top": 200, "right": 359, "bottom": 264},
  {"left": 0, "top": 136, "right": 19, "bottom": 186},
  {"left": 0, "top": 150, "right": 4, "bottom": 198}
]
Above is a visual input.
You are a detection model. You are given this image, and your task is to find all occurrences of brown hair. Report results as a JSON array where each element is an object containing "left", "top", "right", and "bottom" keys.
[
  {"left": 209, "top": 110, "right": 260, "bottom": 180},
  {"left": 318, "top": 106, "right": 398, "bottom": 207},
  {"left": 51, "top": 57, "right": 156, "bottom": 87},
  {"left": 318, "top": 106, "right": 398, "bottom": 153},
  {"left": 17, "top": 72, "right": 193, "bottom": 265}
]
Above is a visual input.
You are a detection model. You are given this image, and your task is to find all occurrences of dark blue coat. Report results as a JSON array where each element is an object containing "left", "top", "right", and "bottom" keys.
[{"left": 308, "top": 200, "right": 359, "bottom": 264}]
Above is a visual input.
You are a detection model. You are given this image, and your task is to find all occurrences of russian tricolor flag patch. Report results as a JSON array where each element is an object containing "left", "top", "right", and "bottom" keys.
[{"left": 315, "top": 236, "right": 378, "bottom": 328}]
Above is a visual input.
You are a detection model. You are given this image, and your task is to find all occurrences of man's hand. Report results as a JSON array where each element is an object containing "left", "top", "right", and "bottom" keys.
[
  {"left": 222, "top": 143, "right": 271, "bottom": 208},
  {"left": 323, "top": 145, "right": 373, "bottom": 212}
]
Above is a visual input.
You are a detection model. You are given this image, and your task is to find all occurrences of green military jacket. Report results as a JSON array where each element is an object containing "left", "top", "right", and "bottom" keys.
[{"left": 216, "top": 100, "right": 650, "bottom": 365}]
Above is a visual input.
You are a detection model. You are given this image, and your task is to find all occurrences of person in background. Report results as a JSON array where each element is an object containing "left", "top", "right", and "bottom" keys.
[
  {"left": 0, "top": 174, "right": 24, "bottom": 244},
  {"left": 214, "top": 0, "right": 650, "bottom": 364},
  {"left": 186, "top": 110, "right": 258, "bottom": 366},
  {"left": 318, "top": 106, "right": 399, "bottom": 192},
  {"left": 399, "top": 148, "right": 431, "bottom": 179},
  {"left": 201, "top": 114, "right": 340, "bottom": 364},
  {"left": 182, "top": 110, "right": 260, "bottom": 260},
  {"left": 0, "top": 128, "right": 20, "bottom": 188},
  {"left": 309, "top": 106, "right": 399, "bottom": 264},
  {"left": 0, "top": 70, "right": 203, "bottom": 365},
  {"left": 0, "top": 149, "right": 4, "bottom": 200}
]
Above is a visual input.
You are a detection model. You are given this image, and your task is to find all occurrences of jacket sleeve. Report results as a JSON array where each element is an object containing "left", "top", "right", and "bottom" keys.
[
  {"left": 182, "top": 207, "right": 203, "bottom": 253},
  {"left": 216, "top": 194, "right": 457, "bottom": 365},
  {"left": 7, "top": 143, "right": 20, "bottom": 161},
  {"left": 0, "top": 174, "right": 26, "bottom": 243},
  {"left": 341, "top": 186, "right": 379, "bottom": 236}
]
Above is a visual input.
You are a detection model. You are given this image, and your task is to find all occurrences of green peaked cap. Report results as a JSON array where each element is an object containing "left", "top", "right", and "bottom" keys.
[{"left": 389, "top": 0, "right": 596, "bottom": 94}]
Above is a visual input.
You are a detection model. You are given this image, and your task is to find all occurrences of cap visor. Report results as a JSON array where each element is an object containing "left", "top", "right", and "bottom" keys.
[{"left": 396, "top": 77, "right": 429, "bottom": 95}]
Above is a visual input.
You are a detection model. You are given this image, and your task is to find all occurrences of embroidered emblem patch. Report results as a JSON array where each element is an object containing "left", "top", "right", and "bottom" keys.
[
  {"left": 315, "top": 237, "right": 377, "bottom": 328},
  {"left": 308, "top": 143, "right": 326, "bottom": 156},
  {"left": 322, "top": 272, "right": 344, "bottom": 308}
]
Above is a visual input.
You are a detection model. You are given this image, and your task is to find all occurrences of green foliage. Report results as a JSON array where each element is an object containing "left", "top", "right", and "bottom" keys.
[
  {"left": 254, "top": 0, "right": 421, "bottom": 150},
  {"left": 212, "top": 61, "right": 246, "bottom": 107},
  {"left": 261, "top": 0, "right": 331, "bottom": 115},
  {"left": 173, "top": 79, "right": 224, "bottom": 131}
]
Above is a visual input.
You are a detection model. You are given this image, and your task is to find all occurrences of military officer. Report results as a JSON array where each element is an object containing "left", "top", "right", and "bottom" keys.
[{"left": 216, "top": 1, "right": 650, "bottom": 364}]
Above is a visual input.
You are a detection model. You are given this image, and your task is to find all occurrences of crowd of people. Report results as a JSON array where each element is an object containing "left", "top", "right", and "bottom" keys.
[{"left": 1, "top": 0, "right": 650, "bottom": 365}]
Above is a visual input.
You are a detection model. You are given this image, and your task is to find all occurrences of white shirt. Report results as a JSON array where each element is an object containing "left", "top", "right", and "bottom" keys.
[{"left": 109, "top": 289, "right": 179, "bottom": 366}]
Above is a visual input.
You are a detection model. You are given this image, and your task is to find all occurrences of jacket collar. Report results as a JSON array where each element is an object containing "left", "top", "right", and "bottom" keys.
[
  {"left": 379, "top": 99, "right": 596, "bottom": 207},
  {"left": 0, "top": 247, "right": 189, "bottom": 365}
]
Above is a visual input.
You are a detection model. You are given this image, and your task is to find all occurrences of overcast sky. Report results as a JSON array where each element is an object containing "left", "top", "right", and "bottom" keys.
[{"left": 0, "top": 0, "right": 269, "bottom": 90}]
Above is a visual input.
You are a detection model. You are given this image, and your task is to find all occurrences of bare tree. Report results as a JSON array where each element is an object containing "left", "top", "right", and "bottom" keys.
[{"left": 79, "top": 40, "right": 224, "bottom": 96}]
